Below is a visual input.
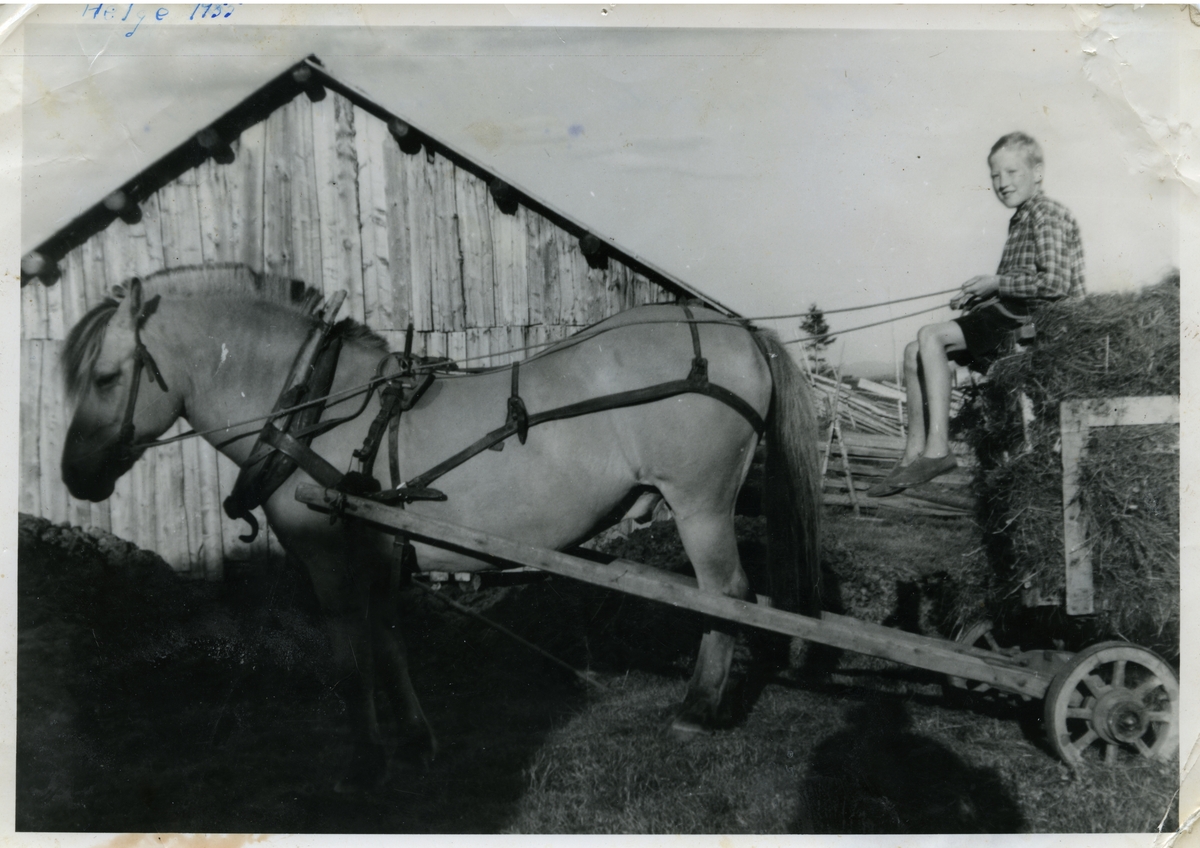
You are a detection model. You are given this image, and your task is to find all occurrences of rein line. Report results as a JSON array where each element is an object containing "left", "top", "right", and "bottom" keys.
[{"left": 132, "top": 288, "right": 956, "bottom": 454}]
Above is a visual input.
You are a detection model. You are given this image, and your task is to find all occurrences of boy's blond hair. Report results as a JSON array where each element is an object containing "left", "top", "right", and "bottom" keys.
[{"left": 989, "top": 131, "right": 1043, "bottom": 168}]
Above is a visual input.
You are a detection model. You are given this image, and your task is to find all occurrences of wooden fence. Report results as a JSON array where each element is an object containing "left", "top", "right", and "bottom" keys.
[{"left": 20, "top": 90, "right": 680, "bottom": 577}]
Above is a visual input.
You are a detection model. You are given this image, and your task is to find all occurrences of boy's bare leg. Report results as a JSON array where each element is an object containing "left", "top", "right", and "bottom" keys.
[
  {"left": 901, "top": 340, "right": 926, "bottom": 465},
  {"left": 916, "top": 321, "right": 969, "bottom": 459}
]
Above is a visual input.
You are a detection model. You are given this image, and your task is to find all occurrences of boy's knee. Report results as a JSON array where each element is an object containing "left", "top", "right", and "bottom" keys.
[
  {"left": 903, "top": 341, "right": 920, "bottom": 367},
  {"left": 917, "top": 322, "right": 955, "bottom": 349}
]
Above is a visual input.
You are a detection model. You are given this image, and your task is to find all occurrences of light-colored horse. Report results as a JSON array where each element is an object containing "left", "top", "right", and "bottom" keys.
[{"left": 60, "top": 265, "right": 822, "bottom": 789}]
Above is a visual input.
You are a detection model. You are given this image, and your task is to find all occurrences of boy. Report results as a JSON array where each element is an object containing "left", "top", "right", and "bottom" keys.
[{"left": 869, "top": 132, "right": 1085, "bottom": 496}]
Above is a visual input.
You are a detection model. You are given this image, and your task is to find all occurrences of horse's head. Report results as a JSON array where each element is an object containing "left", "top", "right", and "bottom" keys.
[{"left": 61, "top": 278, "right": 181, "bottom": 501}]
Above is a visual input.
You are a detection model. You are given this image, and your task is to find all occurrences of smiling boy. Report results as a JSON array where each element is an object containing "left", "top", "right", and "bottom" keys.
[{"left": 869, "top": 132, "right": 1085, "bottom": 495}]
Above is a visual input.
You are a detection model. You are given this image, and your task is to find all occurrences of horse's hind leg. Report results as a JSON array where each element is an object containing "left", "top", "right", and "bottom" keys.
[{"left": 669, "top": 509, "right": 752, "bottom": 737}]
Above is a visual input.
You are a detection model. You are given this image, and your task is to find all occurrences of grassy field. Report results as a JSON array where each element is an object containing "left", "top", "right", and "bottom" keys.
[{"left": 17, "top": 508, "right": 1178, "bottom": 833}]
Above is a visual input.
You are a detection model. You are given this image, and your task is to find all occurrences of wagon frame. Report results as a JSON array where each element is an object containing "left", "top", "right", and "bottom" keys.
[{"left": 295, "top": 482, "right": 1180, "bottom": 769}]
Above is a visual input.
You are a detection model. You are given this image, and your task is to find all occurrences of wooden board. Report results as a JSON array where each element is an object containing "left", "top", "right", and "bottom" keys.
[
  {"left": 455, "top": 167, "right": 495, "bottom": 329},
  {"left": 296, "top": 484, "right": 1052, "bottom": 698},
  {"left": 355, "top": 105, "right": 397, "bottom": 331},
  {"left": 492, "top": 202, "right": 528, "bottom": 327},
  {"left": 1059, "top": 395, "right": 1180, "bottom": 616},
  {"left": 429, "top": 154, "right": 464, "bottom": 331},
  {"left": 525, "top": 211, "right": 550, "bottom": 326},
  {"left": 397, "top": 141, "right": 434, "bottom": 332},
  {"left": 311, "top": 93, "right": 366, "bottom": 322},
  {"left": 19, "top": 339, "right": 43, "bottom": 516},
  {"left": 232, "top": 120, "right": 267, "bottom": 270}
]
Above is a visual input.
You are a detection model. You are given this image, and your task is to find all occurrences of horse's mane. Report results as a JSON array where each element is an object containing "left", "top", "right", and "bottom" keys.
[{"left": 62, "top": 263, "right": 387, "bottom": 400}]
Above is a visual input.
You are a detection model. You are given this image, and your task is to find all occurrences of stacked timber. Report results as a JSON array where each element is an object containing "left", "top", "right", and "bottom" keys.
[{"left": 807, "top": 372, "right": 974, "bottom": 517}]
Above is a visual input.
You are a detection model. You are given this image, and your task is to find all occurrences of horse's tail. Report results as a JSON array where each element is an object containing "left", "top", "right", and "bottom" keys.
[{"left": 750, "top": 328, "right": 823, "bottom": 615}]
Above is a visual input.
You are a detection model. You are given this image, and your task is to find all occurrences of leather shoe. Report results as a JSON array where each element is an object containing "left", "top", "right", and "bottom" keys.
[
  {"left": 887, "top": 454, "right": 958, "bottom": 488},
  {"left": 866, "top": 461, "right": 908, "bottom": 498}
]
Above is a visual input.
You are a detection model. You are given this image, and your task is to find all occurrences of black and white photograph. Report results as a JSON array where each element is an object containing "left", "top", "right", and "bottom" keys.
[{"left": 7, "top": 4, "right": 1195, "bottom": 838}]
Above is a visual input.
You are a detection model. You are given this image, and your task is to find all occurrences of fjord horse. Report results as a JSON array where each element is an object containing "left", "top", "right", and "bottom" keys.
[{"left": 59, "top": 265, "right": 821, "bottom": 790}]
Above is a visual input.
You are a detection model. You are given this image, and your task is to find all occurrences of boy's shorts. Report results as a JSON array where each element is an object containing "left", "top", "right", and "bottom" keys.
[{"left": 951, "top": 300, "right": 1029, "bottom": 370}]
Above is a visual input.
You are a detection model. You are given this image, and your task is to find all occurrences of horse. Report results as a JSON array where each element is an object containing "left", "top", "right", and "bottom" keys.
[{"left": 59, "top": 264, "right": 822, "bottom": 790}]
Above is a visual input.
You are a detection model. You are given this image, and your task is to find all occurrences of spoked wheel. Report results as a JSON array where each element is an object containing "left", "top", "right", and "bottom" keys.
[
  {"left": 1045, "top": 641, "right": 1179, "bottom": 767},
  {"left": 946, "top": 620, "right": 1019, "bottom": 693}
]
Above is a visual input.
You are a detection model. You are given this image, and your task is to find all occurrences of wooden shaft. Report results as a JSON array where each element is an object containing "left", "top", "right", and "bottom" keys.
[{"left": 295, "top": 484, "right": 1053, "bottom": 698}]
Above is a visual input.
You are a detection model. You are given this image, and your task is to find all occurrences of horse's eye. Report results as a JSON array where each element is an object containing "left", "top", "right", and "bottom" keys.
[{"left": 94, "top": 371, "right": 120, "bottom": 390}]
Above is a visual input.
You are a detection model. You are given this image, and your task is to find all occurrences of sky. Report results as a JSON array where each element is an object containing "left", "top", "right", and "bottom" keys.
[{"left": 16, "top": 4, "right": 1191, "bottom": 374}]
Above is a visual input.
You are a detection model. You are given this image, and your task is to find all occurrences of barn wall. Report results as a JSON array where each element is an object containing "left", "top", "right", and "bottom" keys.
[{"left": 20, "top": 90, "right": 680, "bottom": 576}]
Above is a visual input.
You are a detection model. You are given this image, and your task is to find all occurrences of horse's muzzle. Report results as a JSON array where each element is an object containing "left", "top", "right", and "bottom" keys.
[{"left": 61, "top": 422, "right": 131, "bottom": 502}]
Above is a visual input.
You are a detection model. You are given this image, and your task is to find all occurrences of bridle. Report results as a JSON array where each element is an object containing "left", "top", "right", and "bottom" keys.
[{"left": 114, "top": 294, "right": 170, "bottom": 464}]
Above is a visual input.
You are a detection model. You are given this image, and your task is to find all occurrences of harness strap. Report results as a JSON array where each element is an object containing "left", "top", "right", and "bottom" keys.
[
  {"left": 682, "top": 304, "right": 709, "bottom": 384},
  {"left": 507, "top": 361, "right": 530, "bottom": 445},
  {"left": 399, "top": 374, "right": 765, "bottom": 497}
]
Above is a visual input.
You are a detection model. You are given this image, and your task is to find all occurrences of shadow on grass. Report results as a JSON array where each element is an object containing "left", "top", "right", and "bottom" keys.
[
  {"left": 793, "top": 697, "right": 1026, "bottom": 833},
  {"left": 17, "top": 518, "right": 595, "bottom": 833}
]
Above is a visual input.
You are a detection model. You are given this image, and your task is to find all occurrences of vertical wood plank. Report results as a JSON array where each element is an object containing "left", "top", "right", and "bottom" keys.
[
  {"left": 312, "top": 93, "right": 366, "bottom": 322},
  {"left": 455, "top": 168, "right": 495, "bottom": 329},
  {"left": 20, "top": 280, "right": 49, "bottom": 340},
  {"left": 233, "top": 120, "right": 267, "bottom": 270},
  {"left": 43, "top": 273, "right": 66, "bottom": 341},
  {"left": 290, "top": 98, "right": 325, "bottom": 295},
  {"left": 559, "top": 233, "right": 589, "bottom": 325},
  {"left": 19, "top": 339, "right": 42, "bottom": 516},
  {"left": 355, "top": 105, "right": 396, "bottom": 331},
  {"left": 1060, "top": 402, "right": 1094, "bottom": 615},
  {"left": 525, "top": 211, "right": 546, "bottom": 326},
  {"left": 154, "top": 433, "right": 191, "bottom": 571},
  {"left": 492, "top": 203, "right": 528, "bottom": 327},
  {"left": 430, "top": 155, "right": 464, "bottom": 331},
  {"left": 400, "top": 144, "right": 434, "bottom": 331},
  {"left": 58, "top": 247, "right": 91, "bottom": 337},
  {"left": 179, "top": 422, "right": 207, "bottom": 577},
  {"left": 464, "top": 326, "right": 483, "bottom": 367},
  {"left": 263, "top": 101, "right": 296, "bottom": 280},
  {"left": 446, "top": 330, "right": 468, "bottom": 366},
  {"left": 584, "top": 264, "right": 608, "bottom": 325},
  {"left": 158, "top": 168, "right": 206, "bottom": 268},
  {"left": 79, "top": 236, "right": 110, "bottom": 310},
  {"left": 38, "top": 340, "right": 67, "bottom": 520},
  {"left": 196, "top": 155, "right": 234, "bottom": 264}
]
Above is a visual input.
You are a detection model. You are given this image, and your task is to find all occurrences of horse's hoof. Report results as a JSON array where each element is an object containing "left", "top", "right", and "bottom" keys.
[
  {"left": 334, "top": 745, "right": 389, "bottom": 794},
  {"left": 395, "top": 735, "right": 437, "bottom": 774},
  {"left": 667, "top": 717, "right": 712, "bottom": 743}
]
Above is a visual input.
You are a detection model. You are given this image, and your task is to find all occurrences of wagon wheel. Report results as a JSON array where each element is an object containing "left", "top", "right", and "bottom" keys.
[
  {"left": 946, "top": 620, "right": 1018, "bottom": 693},
  {"left": 1045, "top": 641, "right": 1178, "bottom": 767}
]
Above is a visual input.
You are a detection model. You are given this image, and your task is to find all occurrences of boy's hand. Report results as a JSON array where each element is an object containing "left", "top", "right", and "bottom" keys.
[{"left": 952, "top": 275, "right": 1001, "bottom": 309}]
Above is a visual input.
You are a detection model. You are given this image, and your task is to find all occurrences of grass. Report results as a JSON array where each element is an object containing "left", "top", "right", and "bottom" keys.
[{"left": 18, "top": 509, "right": 1179, "bottom": 834}]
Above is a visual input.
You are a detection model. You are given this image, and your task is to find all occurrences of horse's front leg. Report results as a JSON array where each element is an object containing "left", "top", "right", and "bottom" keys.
[
  {"left": 321, "top": 602, "right": 390, "bottom": 792},
  {"left": 369, "top": 543, "right": 437, "bottom": 770}
]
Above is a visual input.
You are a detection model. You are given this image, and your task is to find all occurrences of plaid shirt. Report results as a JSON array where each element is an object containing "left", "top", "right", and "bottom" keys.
[{"left": 996, "top": 193, "right": 1085, "bottom": 302}]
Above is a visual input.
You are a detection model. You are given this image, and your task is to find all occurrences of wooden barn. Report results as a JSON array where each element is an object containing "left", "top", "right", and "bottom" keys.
[{"left": 20, "top": 56, "right": 730, "bottom": 579}]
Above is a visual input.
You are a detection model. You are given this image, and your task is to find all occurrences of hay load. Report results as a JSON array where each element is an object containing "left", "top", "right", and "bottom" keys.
[{"left": 954, "top": 271, "right": 1179, "bottom": 658}]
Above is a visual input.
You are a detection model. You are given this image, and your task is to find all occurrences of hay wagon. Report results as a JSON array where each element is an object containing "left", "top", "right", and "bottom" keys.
[{"left": 294, "top": 482, "right": 1179, "bottom": 769}]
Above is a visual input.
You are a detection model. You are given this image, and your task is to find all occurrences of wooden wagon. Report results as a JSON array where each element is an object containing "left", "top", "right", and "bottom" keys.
[{"left": 294, "top": 482, "right": 1179, "bottom": 769}]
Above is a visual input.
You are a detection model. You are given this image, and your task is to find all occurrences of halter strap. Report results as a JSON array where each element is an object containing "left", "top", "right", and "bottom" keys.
[{"left": 116, "top": 294, "right": 169, "bottom": 464}]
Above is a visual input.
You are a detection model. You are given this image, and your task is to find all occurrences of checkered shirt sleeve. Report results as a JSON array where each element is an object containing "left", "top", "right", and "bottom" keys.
[{"left": 995, "top": 195, "right": 1085, "bottom": 301}]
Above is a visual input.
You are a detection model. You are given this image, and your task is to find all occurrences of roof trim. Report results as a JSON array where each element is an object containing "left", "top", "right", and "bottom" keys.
[{"left": 21, "top": 56, "right": 739, "bottom": 318}]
